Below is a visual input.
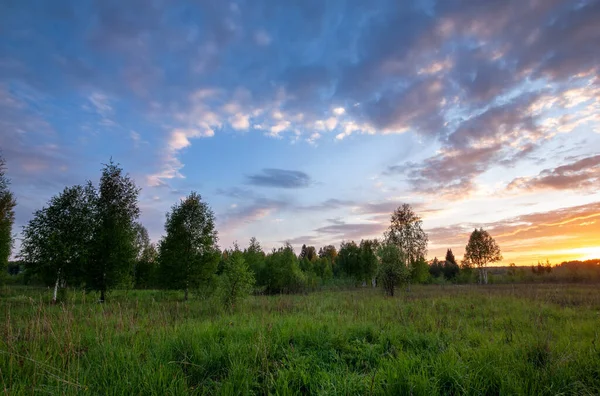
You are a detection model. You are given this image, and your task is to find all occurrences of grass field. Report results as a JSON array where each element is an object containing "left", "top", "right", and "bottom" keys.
[{"left": 1, "top": 284, "right": 600, "bottom": 395}]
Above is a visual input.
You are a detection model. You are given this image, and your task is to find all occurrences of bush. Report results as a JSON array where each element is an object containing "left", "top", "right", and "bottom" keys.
[
  {"left": 264, "top": 243, "right": 306, "bottom": 294},
  {"left": 377, "top": 244, "right": 409, "bottom": 296},
  {"left": 217, "top": 252, "right": 255, "bottom": 309}
]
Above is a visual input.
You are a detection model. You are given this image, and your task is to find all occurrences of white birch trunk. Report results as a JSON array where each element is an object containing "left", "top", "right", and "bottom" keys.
[{"left": 53, "top": 268, "right": 61, "bottom": 303}]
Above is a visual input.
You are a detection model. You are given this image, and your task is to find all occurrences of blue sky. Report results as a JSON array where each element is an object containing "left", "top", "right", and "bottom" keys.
[{"left": 2, "top": 0, "right": 600, "bottom": 265}]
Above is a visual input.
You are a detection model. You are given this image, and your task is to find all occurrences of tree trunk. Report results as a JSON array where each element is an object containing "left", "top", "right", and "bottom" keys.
[
  {"left": 478, "top": 267, "right": 484, "bottom": 284},
  {"left": 484, "top": 269, "right": 488, "bottom": 285},
  {"left": 52, "top": 268, "right": 61, "bottom": 304}
]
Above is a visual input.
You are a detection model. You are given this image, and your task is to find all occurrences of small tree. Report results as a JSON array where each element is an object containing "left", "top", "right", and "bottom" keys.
[
  {"left": 411, "top": 257, "right": 430, "bottom": 283},
  {"left": 384, "top": 204, "right": 428, "bottom": 290},
  {"left": 263, "top": 243, "right": 305, "bottom": 294},
  {"left": 0, "top": 154, "right": 16, "bottom": 282},
  {"left": 318, "top": 245, "right": 337, "bottom": 277},
  {"left": 299, "top": 244, "right": 317, "bottom": 262},
  {"left": 87, "top": 160, "right": 140, "bottom": 302},
  {"left": 132, "top": 223, "right": 154, "bottom": 288},
  {"left": 337, "top": 241, "right": 361, "bottom": 283},
  {"left": 443, "top": 249, "right": 460, "bottom": 280},
  {"left": 243, "top": 237, "right": 266, "bottom": 289},
  {"left": 318, "top": 245, "right": 338, "bottom": 261},
  {"left": 135, "top": 243, "right": 158, "bottom": 289},
  {"left": 359, "top": 239, "right": 379, "bottom": 286},
  {"left": 544, "top": 260, "right": 552, "bottom": 273},
  {"left": 218, "top": 250, "right": 255, "bottom": 309},
  {"left": 20, "top": 184, "right": 96, "bottom": 302},
  {"left": 463, "top": 228, "right": 502, "bottom": 285},
  {"left": 377, "top": 243, "right": 408, "bottom": 296},
  {"left": 507, "top": 263, "right": 517, "bottom": 282},
  {"left": 429, "top": 257, "right": 443, "bottom": 278},
  {"left": 158, "top": 192, "right": 219, "bottom": 300}
]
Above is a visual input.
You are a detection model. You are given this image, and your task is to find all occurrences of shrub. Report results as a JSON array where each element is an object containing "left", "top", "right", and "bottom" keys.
[
  {"left": 377, "top": 244, "right": 409, "bottom": 296},
  {"left": 218, "top": 252, "right": 255, "bottom": 309}
]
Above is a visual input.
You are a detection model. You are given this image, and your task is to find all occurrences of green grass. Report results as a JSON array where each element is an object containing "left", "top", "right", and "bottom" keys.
[{"left": 1, "top": 284, "right": 600, "bottom": 395}]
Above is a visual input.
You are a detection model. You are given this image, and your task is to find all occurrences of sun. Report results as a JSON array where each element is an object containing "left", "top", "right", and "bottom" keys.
[{"left": 577, "top": 246, "right": 600, "bottom": 261}]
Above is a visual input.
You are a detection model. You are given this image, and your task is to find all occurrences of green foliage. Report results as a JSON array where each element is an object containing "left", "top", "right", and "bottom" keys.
[
  {"left": 318, "top": 245, "right": 337, "bottom": 263},
  {"left": 243, "top": 237, "right": 266, "bottom": 288},
  {"left": 87, "top": 160, "right": 140, "bottom": 301},
  {"left": 217, "top": 250, "right": 255, "bottom": 309},
  {"left": 263, "top": 243, "right": 305, "bottom": 294},
  {"left": 464, "top": 228, "right": 503, "bottom": 284},
  {"left": 359, "top": 239, "right": 379, "bottom": 284},
  {"left": 429, "top": 257, "right": 444, "bottom": 278},
  {"left": 312, "top": 257, "right": 333, "bottom": 280},
  {"left": 377, "top": 243, "right": 408, "bottom": 296},
  {"left": 132, "top": 223, "right": 158, "bottom": 288},
  {"left": 337, "top": 241, "right": 361, "bottom": 282},
  {"left": 20, "top": 184, "right": 96, "bottom": 293},
  {"left": 411, "top": 257, "right": 430, "bottom": 283},
  {"left": 445, "top": 248, "right": 457, "bottom": 267},
  {"left": 0, "top": 154, "right": 16, "bottom": 283},
  {"left": 135, "top": 243, "right": 158, "bottom": 289},
  {"left": 384, "top": 203, "right": 428, "bottom": 271},
  {"left": 443, "top": 249, "right": 460, "bottom": 280},
  {"left": 132, "top": 223, "right": 158, "bottom": 289},
  {"left": 299, "top": 244, "right": 317, "bottom": 262},
  {"left": 158, "top": 192, "right": 219, "bottom": 300}
]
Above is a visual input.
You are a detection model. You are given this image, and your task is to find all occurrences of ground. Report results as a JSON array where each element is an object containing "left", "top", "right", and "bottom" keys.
[{"left": 1, "top": 284, "right": 600, "bottom": 395}]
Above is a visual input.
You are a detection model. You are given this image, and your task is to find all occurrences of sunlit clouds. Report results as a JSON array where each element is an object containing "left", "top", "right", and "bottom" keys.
[{"left": 1, "top": 0, "right": 599, "bottom": 263}]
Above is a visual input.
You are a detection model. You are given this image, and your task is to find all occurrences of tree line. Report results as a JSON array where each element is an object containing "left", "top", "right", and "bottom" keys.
[{"left": 2, "top": 156, "right": 508, "bottom": 302}]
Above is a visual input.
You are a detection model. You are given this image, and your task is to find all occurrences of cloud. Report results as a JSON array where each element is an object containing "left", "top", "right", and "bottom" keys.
[
  {"left": 246, "top": 169, "right": 312, "bottom": 189},
  {"left": 254, "top": 30, "right": 272, "bottom": 46},
  {"left": 284, "top": 235, "right": 324, "bottom": 246},
  {"left": 508, "top": 154, "right": 600, "bottom": 192},
  {"left": 359, "top": 77, "right": 446, "bottom": 135},
  {"left": 88, "top": 92, "right": 113, "bottom": 118},
  {"left": 299, "top": 198, "right": 355, "bottom": 211},
  {"left": 356, "top": 201, "right": 406, "bottom": 215},
  {"left": 427, "top": 201, "right": 600, "bottom": 265},
  {"left": 3, "top": 0, "right": 600, "bottom": 260},
  {"left": 218, "top": 197, "right": 290, "bottom": 232},
  {"left": 230, "top": 113, "right": 250, "bottom": 130},
  {"left": 147, "top": 126, "right": 214, "bottom": 187},
  {"left": 314, "top": 219, "right": 386, "bottom": 241},
  {"left": 215, "top": 187, "right": 256, "bottom": 199},
  {"left": 384, "top": 92, "right": 549, "bottom": 198}
]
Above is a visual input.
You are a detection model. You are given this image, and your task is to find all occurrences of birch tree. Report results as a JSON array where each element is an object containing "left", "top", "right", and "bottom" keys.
[
  {"left": 463, "top": 228, "right": 502, "bottom": 284},
  {"left": 0, "top": 154, "right": 16, "bottom": 282},
  {"left": 86, "top": 160, "right": 140, "bottom": 302},
  {"left": 158, "top": 192, "right": 219, "bottom": 300},
  {"left": 20, "top": 184, "right": 96, "bottom": 302},
  {"left": 384, "top": 204, "right": 428, "bottom": 288}
]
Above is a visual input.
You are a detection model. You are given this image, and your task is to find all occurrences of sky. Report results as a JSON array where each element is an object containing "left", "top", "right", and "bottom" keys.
[{"left": 1, "top": 0, "right": 599, "bottom": 266}]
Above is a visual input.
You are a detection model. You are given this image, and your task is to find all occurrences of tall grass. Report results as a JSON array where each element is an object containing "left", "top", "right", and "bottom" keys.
[{"left": 1, "top": 284, "right": 599, "bottom": 394}]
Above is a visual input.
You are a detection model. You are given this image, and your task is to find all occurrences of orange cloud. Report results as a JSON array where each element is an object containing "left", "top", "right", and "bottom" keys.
[{"left": 428, "top": 202, "right": 600, "bottom": 266}]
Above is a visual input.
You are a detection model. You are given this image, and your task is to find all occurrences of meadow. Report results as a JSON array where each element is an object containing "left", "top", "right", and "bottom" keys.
[{"left": 1, "top": 284, "right": 600, "bottom": 395}]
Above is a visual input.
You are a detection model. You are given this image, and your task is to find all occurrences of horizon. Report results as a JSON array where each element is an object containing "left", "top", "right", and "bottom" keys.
[{"left": 2, "top": 0, "right": 599, "bottom": 266}]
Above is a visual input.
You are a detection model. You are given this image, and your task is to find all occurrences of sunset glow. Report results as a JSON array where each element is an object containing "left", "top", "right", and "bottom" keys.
[{"left": 1, "top": 0, "right": 599, "bottom": 264}]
